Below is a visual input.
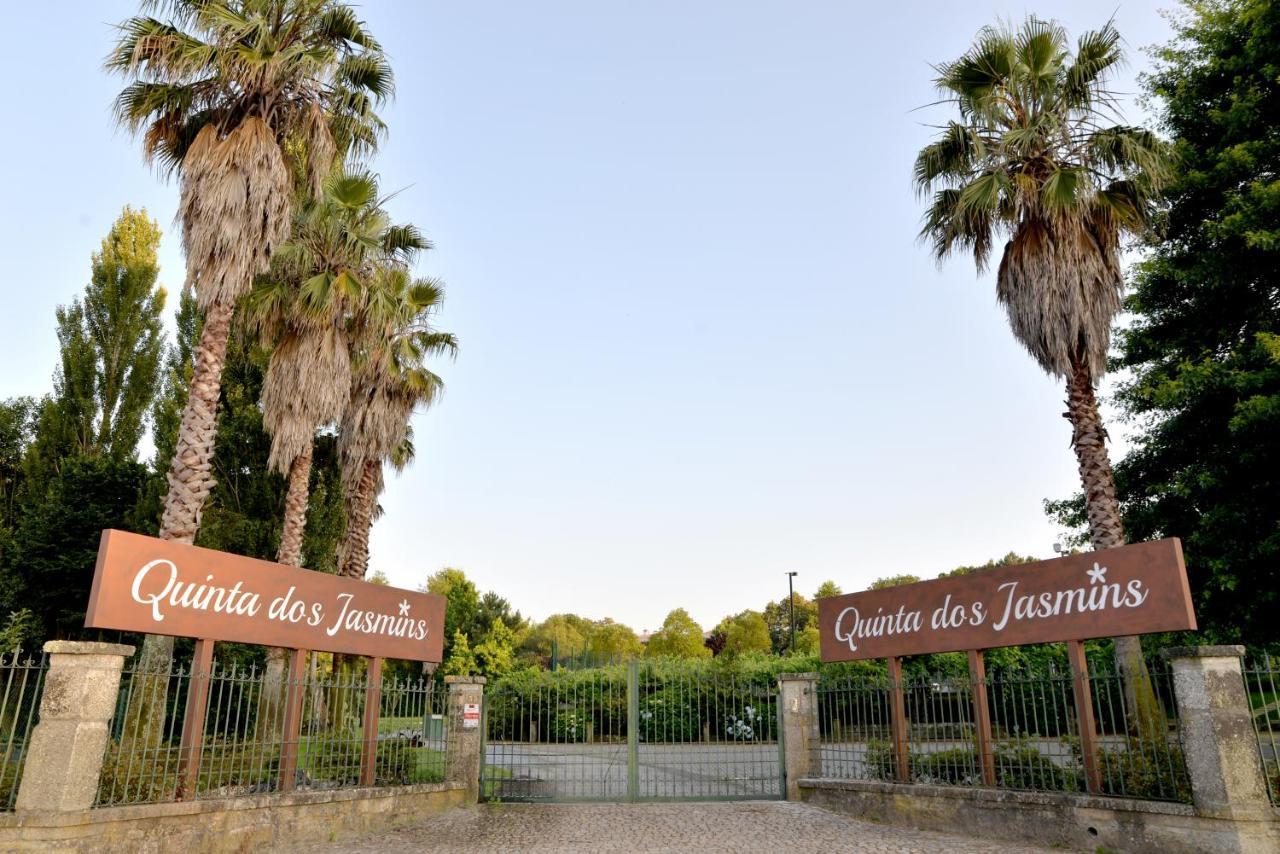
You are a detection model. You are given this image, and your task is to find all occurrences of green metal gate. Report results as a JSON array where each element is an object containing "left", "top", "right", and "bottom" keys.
[{"left": 480, "top": 660, "right": 784, "bottom": 802}]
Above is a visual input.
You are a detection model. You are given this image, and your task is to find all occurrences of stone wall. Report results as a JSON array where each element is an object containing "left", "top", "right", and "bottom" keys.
[
  {"left": 0, "top": 782, "right": 468, "bottom": 853},
  {"left": 799, "top": 778, "right": 1280, "bottom": 854}
]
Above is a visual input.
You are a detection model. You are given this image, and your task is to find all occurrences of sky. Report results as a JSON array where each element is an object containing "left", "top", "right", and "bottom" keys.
[{"left": 0, "top": 2, "right": 1176, "bottom": 635}]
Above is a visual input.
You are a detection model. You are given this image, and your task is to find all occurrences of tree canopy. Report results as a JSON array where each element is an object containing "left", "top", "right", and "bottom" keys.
[{"left": 645, "top": 609, "right": 711, "bottom": 659}]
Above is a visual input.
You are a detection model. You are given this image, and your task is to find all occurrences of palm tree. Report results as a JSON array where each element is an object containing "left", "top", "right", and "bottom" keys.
[
  {"left": 913, "top": 18, "right": 1172, "bottom": 729},
  {"left": 109, "top": 0, "right": 391, "bottom": 741},
  {"left": 338, "top": 270, "right": 457, "bottom": 579},
  {"left": 244, "top": 169, "right": 429, "bottom": 568}
]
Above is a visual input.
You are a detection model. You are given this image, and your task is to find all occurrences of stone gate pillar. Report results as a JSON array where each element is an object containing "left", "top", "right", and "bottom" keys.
[
  {"left": 445, "top": 675, "right": 486, "bottom": 803},
  {"left": 16, "top": 641, "right": 134, "bottom": 812},
  {"left": 778, "top": 672, "right": 820, "bottom": 800},
  {"left": 1163, "top": 646, "right": 1270, "bottom": 820}
]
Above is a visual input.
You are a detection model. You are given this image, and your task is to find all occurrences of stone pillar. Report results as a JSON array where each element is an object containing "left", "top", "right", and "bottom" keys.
[
  {"left": 16, "top": 641, "right": 134, "bottom": 812},
  {"left": 445, "top": 675, "right": 486, "bottom": 803},
  {"left": 778, "top": 672, "right": 820, "bottom": 800},
  {"left": 1163, "top": 646, "right": 1271, "bottom": 821}
]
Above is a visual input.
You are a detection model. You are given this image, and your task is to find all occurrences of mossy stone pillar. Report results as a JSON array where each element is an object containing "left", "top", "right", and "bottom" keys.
[{"left": 16, "top": 641, "right": 134, "bottom": 812}]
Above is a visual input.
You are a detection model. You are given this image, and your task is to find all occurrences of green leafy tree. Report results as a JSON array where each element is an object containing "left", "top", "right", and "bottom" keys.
[
  {"left": 24, "top": 209, "right": 166, "bottom": 488},
  {"left": 870, "top": 574, "right": 922, "bottom": 590},
  {"left": 814, "top": 580, "right": 842, "bottom": 599},
  {"left": 1050, "top": 0, "right": 1280, "bottom": 645},
  {"left": 425, "top": 568, "right": 480, "bottom": 662},
  {"left": 7, "top": 456, "right": 150, "bottom": 639},
  {"left": 937, "top": 552, "right": 1038, "bottom": 578},
  {"left": 914, "top": 16, "right": 1172, "bottom": 723},
  {"left": 585, "top": 619, "right": 643, "bottom": 661},
  {"left": 474, "top": 619, "right": 517, "bottom": 678},
  {"left": 522, "top": 613, "right": 591, "bottom": 663},
  {"left": 763, "top": 593, "right": 817, "bottom": 655},
  {"left": 441, "top": 629, "right": 477, "bottom": 677},
  {"left": 720, "top": 610, "right": 772, "bottom": 658},
  {"left": 0, "top": 399, "right": 37, "bottom": 522},
  {"left": 645, "top": 608, "right": 711, "bottom": 659},
  {"left": 475, "top": 591, "right": 525, "bottom": 639}
]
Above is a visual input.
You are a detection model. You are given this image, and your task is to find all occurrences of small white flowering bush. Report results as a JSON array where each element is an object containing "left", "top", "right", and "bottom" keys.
[
  {"left": 552, "top": 710, "right": 586, "bottom": 743},
  {"left": 724, "top": 705, "right": 760, "bottom": 741}
]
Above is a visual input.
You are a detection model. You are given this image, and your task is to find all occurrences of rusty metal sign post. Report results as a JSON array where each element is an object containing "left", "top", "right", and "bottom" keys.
[
  {"left": 817, "top": 539, "right": 1196, "bottom": 792},
  {"left": 85, "top": 530, "right": 447, "bottom": 799}
]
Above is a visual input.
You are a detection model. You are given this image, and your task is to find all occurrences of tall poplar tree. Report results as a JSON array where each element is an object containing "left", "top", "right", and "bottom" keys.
[{"left": 24, "top": 207, "right": 166, "bottom": 486}]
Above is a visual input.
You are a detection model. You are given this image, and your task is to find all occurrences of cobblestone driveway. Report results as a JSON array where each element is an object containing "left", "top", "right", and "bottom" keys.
[{"left": 286, "top": 801, "right": 1059, "bottom": 853}]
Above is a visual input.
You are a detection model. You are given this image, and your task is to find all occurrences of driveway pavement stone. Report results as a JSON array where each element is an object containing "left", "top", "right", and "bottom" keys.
[{"left": 285, "top": 800, "right": 1061, "bottom": 853}]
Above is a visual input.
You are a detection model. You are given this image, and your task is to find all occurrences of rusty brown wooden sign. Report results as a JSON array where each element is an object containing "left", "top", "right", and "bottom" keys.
[
  {"left": 817, "top": 539, "right": 1195, "bottom": 662},
  {"left": 85, "top": 530, "right": 446, "bottom": 661}
]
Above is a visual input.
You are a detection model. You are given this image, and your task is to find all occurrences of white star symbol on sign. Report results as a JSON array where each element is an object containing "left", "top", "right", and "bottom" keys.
[
  {"left": 1087, "top": 563, "right": 1108, "bottom": 585},
  {"left": 398, "top": 600, "right": 411, "bottom": 616}
]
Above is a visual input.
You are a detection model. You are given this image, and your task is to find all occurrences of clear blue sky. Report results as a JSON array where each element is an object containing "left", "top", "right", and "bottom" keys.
[{"left": 0, "top": 2, "right": 1173, "bottom": 634}]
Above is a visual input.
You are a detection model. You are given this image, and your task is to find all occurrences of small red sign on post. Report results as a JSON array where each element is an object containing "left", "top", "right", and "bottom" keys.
[{"left": 462, "top": 702, "right": 481, "bottom": 729}]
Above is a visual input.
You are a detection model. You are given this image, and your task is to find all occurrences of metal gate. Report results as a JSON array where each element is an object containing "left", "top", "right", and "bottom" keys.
[{"left": 480, "top": 660, "right": 784, "bottom": 802}]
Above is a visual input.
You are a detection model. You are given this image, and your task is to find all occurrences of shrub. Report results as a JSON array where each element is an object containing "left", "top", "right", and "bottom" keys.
[
  {"left": 638, "top": 688, "right": 698, "bottom": 743},
  {"left": 551, "top": 710, "right": 588, "bottom": 743},
  {"left": 1096, "top": 737, "right": 1191, "bottom": 802},
  {"left": 994, "top": 737, "right": 1079, "bottom": 792},
  {"left": 724, "top": 704, "right": 766, "bottom": 741}
]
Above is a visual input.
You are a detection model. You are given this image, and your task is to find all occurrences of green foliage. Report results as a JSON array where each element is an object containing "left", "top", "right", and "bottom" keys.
[
  {"left": 1095, "top": 737, "right": 1191, "bottom": 802},
  {"left": 551, "top": 709, "right": 589, "bottom": 743},
  {"left": 645, "top": 608, "right": 711, "bottom": 659},
  {"left": 638, "top": 687, "right": 699, "bottom": 742},
  {"left": 762, "top": 593, "right": 816, "bottom": 655},
  {"left": 1048, "top": 0, "right": 1280, "bottom": 645},
  {"left": 720, "top": 611, "right": 772, "bottom": 658},
  {"left": 441, "top": 629, "right": 477, "bottom": 677},
  {"left": 584, "top": 619, "right": 643, "bottom": 661},
  {"left": 0, "top": 609, "right": 42, "bottom": 652},
  {"left": 814, "top": 580, "right": 842, "bottom": 599},
  {"left": 937, "top": 553, "right": 1038, "bottom": 578},
  {"left": 864, "top": 737, "right": 1079, "bottom": 791},
  {"left": 870, "top": 574, "right": 922, "bottom": 590},
  {"left": 522, "top": 613, "right": 591, "bottom": 664},
  {"left": 4, "top": 455, "right": 150, "bottom": 638},
  {"left": 24, "top": 208, "right": 165, "bottom": 479},
  {"left": 426, "top": 568, "right": 480, "bottom": 663},
  {"left": 475, "top": 618, "right": 517, "bottom": 679},
  {"left": 996, "top": 737, "right": 1080, "bottom": 792}
]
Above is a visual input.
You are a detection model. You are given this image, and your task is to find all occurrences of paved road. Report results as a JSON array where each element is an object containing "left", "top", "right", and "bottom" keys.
[{"left": 285, "top": 801, "right": 1060, "bottom": 853}]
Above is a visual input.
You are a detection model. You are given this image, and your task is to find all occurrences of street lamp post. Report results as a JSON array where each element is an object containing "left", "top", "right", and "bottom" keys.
[{"left": 786, "top": 571, "right": 798, "bottom": 654}]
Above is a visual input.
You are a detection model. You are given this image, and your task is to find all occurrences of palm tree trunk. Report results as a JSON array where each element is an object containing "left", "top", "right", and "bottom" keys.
[
  {"left": 1065, "top": 356, "right": 1164, "bottom": 738},
  {"left": 135, "top": 297, "right": 237, "bottom": 749},
  {"left": 338, "top": 459, "right": 379, "bottom": 579},
  {"left": 277, "top": 442, "right": 313, "bottom": 567},
  {"left": 260, "top": 441, "right": 315, "bottom": 741}
]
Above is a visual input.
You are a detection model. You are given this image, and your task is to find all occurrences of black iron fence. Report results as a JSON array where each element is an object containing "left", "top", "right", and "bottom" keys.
[
  {"left": 96, "top": 654, "right": 447, "bottom": 807},
  {"left": 1244, "top": 652, "right": 1280, "bottom": 806},
  {"left": 817, "top": 655, "right": 1191, "bottom": 803},
  {"left": 0, "top": 650, "right": 48, "bottom": 811}
]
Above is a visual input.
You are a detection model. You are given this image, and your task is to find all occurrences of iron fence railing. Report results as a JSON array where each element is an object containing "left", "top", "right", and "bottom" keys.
[
  {"left": 816, "top": 656, "right": 1191, "bottom": 803},
  {"left": 0, "top": 650, "right": 48, "bottom": 811},
  {"left": 96, "top": 654, "right": 447, "bottom": 807},
  {"left": 1244, "top": 652, "right": 1280, "bottom": 806}
]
